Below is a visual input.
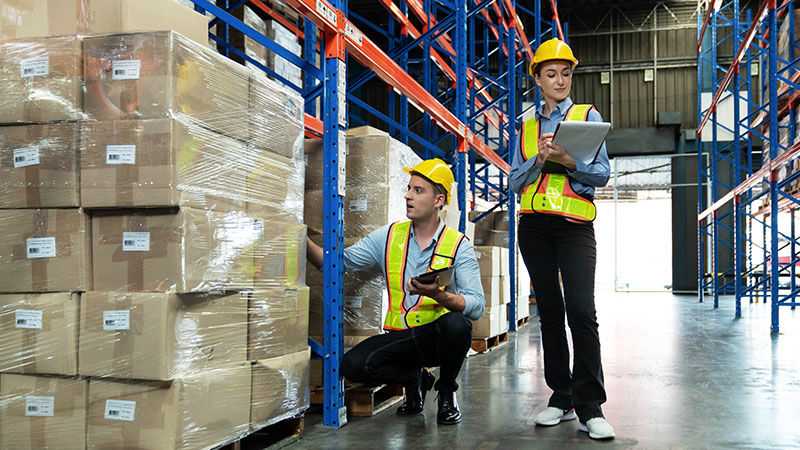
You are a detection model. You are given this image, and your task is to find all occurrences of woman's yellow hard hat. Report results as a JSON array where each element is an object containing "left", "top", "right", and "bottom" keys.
[
  {"left": 529, "top": 38, "right": 579, "bottom": 77},
  {"left": 403, "top": 158, "right": 455, "bottom": 205}
]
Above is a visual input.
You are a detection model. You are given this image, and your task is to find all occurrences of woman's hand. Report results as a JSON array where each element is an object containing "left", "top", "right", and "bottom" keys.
[{"left": 537, "top": 132, "right": 577, "bottom": 171}]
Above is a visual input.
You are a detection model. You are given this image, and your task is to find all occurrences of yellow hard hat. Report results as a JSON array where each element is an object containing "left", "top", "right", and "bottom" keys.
[
  {"left": 403, "top": 158, "right": 455, "bottom": 205},
  {"left": 529, "top": 38, "right": 579, "bottom": 77}
]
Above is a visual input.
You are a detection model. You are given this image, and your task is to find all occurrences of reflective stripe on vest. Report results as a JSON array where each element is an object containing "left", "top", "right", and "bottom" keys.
[
  {"left": 383, "top": 220, "right": 465, "bottom": 331},
  {"left": 519, "top": 104, "right": 598, "bottom": 222}
]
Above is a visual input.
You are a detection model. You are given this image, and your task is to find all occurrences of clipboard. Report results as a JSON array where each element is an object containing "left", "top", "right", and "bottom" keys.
[{"left": 551, "top": 121, "right": 611, "bottom": 164}]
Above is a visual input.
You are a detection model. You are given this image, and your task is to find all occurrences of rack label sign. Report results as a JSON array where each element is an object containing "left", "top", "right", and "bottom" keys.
[
  {"left": 337, "top": 130, "right": 346, "bottom": 196},
  {"left": 103, "top": 310, "right": 131, "bottom": 331},
  {"left": 348, "top": 199, "right": 367, "bottom": 212},
  {"left": 337, "top": 60, "right": 347, "bottom": 127},
  {"left": 15, "top": 310, "right": 43, "bottom": 329},
  {"left": 106, "top": 145, "right": 136, "bottom": 164},
  {"left": 111, "top": 60, "right": 141, "bottom": 80},
  {"left": 27, "top": 237, "right": 56, "bottom": 259},
  {"left": 25, "top": 396, "right": 54, "bottom": 417},
  {"left": 13, "top": 146, "right": 40, "bottom": 168},
  {"left": 316, "top": 0, "right": 337, "bottom": 25},
  {"left": 122, "top": 232, "right": 150, "bottom": 252},
  {"left": 105, "top": 399, "right": 136, "bottom": 421},
  {"left": 345, "top": 296, "right": 362, "bottom": 308},
  {"left": 345, "top": 23, "right": 363, "bottom": 46},
  {"left": 20, "top": 57, "right": 49, "bottom": 78}
]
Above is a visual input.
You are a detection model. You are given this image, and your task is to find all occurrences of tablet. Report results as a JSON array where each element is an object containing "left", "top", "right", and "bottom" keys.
[
  {"left": 413, "top": 266, "right": 454, "bottom": 288},
  {"left": 551, "top": 121, "right": 611, "bottom": 165}
]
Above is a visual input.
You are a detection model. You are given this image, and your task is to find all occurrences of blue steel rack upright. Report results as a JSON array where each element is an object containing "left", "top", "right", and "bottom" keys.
[{"left": 698, "top": 0, "right": 800, "bottom": 334}]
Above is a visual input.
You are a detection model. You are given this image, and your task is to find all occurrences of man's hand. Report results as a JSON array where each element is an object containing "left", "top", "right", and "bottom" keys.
[{"left": 407, "top": 276, "right": 444, "bottom": 301}]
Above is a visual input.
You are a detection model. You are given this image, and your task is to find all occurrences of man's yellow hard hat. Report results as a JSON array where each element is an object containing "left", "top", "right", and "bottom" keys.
[
  {"left": 403, "top": 158, "right": 455, "bottom": 205},
  {"left": 528, "top": 38, "right": 579, "bottom": 77}
]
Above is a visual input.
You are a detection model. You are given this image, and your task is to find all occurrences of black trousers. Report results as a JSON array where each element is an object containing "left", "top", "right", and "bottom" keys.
[
  {"left": 341, "top": 312, "right": 472, "bottom": 392},
  {"left": 518, "top": 213, "right": 607, "bottom": 421}
]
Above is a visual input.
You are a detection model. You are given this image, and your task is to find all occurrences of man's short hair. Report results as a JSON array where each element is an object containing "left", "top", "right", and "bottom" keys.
[{"left": 431, "top": 181, "right": 448, "bottom": 210}]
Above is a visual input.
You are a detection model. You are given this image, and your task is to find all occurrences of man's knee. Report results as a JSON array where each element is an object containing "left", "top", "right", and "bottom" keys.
[
  {"left": 438, "top": 312, "right": 472, "bottom": 341},
  {"left": 341, "top": 350, "right": 365, "bottom": 382}
]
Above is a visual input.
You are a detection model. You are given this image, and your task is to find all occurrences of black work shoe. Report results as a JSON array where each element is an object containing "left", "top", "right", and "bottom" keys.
[
  {"left": 397, "top": 370, "right": 435, "bottom": 416},
  {"left": 436, "top": 390, "right": 462, "bottom": 425}
]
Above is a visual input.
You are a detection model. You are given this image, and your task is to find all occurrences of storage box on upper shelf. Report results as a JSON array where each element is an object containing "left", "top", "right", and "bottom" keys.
[
  {"left": 86, "top": 365, "right": 251, "bottom": 450},
  {"left": 79, "top": 291, "right": 247, "bottom": 381},
  {"left": 83, "top": 31, "right": 250, "bottom": 142},
  {"left": 251, "top": 347, "right": 310, "bottom": 430},
  {"left": 0, "top": 373, "right": 88, "bottom": 450},
  {"left": 0, "top": 208, "right": 91, "bottom": 293},
  {"left": 248, "top": 69, "right": 305, "bottom": 159},
  {"left": 0, "top": 292, "right": 79, "bottom": 376},
  {"left": 247, "top": 287, "right": 310, "bottom": 361},
  {"left": 0, "top": 0, "right": 208, "bottom": 44},
  {"left": 226, "top": 6, "right": 268, "bottom": 69},
  {"left": 0, "top": 35, "right": 83, "bottom": 123},
  {"left": 0, "top": 122, "right": 80, "bottom": 208}
]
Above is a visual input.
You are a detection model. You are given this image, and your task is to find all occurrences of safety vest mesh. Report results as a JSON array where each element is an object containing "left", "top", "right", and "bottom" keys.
[
  {"left": 519, "top": 104, "right": 598, "bottom": 222},
  {"left": 383, "top": 221, "right": 465, "bottom": 330}
]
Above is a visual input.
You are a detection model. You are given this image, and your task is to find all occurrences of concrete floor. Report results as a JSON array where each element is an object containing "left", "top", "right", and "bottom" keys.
[{"left": 295, "top": 292, "right": 800, "bottom": 449}]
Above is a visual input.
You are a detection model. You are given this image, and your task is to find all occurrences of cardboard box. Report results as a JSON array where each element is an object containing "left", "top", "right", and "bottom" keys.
[
  {"left": 79, "top": 291, "right": 247, "bottom": 381},
  {"left": 471, "top": 304, "right": 507, "bottom": 339},
  {"left": 245, "top": 147, "right": 304, "bottom": 220},
  {"left": 249, "top": 73, "right": 304, "bottom": 159},
  {"left": 0, "top": 122, "right": 80, "bottom": 208},
  {"left": 80, "top": 118, "right": 250, "bottom": 210},
  {"left": 0, "top": 374, "right": 87, "bottom": 450},
  {"left": 254, "top": 220, "right": 307, "bottom": 289},
  {"left": 0, "top": 208, "right": 91, "bottom": 292},
  {"left": 87, "top": 365, "right": 251, "bottom": 450},
  {"left": 0, "top": 0, "right": 208, "bottom": 44},
  {"left": 248, "top": 287, "right": 310, "bottom": 361},
  {"left": 91, "top": 208, "right": 258, "bottom": 292},
  {"left": 0, "top": 293, "right": 79, "bottom": 375},
  {"left": 439, "top": 208, "right": 475, "bottom": 242},
  {"left": 0, "top": 35, "right": 83, "bottom": 123},
  {"left": 474, "top": 246, "right": 501, "bottom": 278},
  {"left": 251, "top": 347, "right": 310, "bottom": 429},
  {"left": 514, "top": 296, "right": 530, "bottom": 320},
  {"left": 83, "top": 31, "right": 249, "bottom": 141},
  {"left": 481, "top": 276, "right": 500, "bottom": 307},
  {"left": 499, "top": 275, "right": 511, "bottom": 305}
]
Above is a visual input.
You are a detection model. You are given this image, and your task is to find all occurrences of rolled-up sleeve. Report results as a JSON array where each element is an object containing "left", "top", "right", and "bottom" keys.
[
  {"left": 450, "top": 239, "right": 485, "bottom": 320},
  {"left": 343, "top": 225, "right": 388, "bottom": 273},
  {"left": 565, "top": 109, "right": 611, "bottom": 188}
]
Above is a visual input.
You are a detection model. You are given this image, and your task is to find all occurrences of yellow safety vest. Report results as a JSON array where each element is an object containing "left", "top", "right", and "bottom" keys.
[
  {"left": 384, "top": 220, "right": 465, "bottom": 331},
  {"left": 519, "top": 104, "right": 598, "bottom": 222}
]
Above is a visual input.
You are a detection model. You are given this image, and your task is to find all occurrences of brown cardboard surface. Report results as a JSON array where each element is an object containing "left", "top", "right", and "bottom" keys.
[
  {"left": 91, "top": 208, "right": 257, "bottom": 293},
  {"left": 481, "top": 276, "right": 500, "bottom": 307},
  {"left": 0, "top": 293, "right": 79, "bottom": 375},
  {"left": 0, "top": 208, "right": 91, "bottom": 292},
  {"left": 247, "top": 287, "right": 310, "bottom": 361},
  {"left": 308, "top": 268, "right": 387, "bottom": 339},
  {"left": 474, "top": 246, "right": 502, "bottom": 278},
  {"left": 304, "top": 186, "right": 392, "bottom": 237},
  {"left": 0, "top": 35, "right": 83, "bottom": 123},
  {"left": 245, "top": 147, "right": 302, "bottom": 221},
  {"left": 250, "top": 347, "right": 310, "bottom": 429},
  {"left": 471, "top": 306, "right": 501, "bottom": 339},
  {"left": 0, "top": 123, "right": 80, "bottom": 208},
  {"left": 0, "top": 0, "right": 208, "bottom": 44},
  {"left": 0, "top": 373, "right": 87, "bottom": 450},
  {"left": 249, "top": 72, "right": 304, "bottom": 159},
  {"left": 79, "top": 291, "right": 247, "bottom": 381},
  {"left": 499, "top": 275, "right": 511, "bottom": 305},
  {"left": 253, "top": 219, "right": 306, "bottom": 289},
  {"left": 87, "top": 365, "right": 251, "bottom": 450}
]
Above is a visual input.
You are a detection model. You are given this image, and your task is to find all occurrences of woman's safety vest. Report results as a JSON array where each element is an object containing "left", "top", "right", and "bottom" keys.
[
  {"left": 383, "top": 220, "right": 465, "bottom": 331},
  {"left": 519, "top": 104, "right": 598, "bottom": 222}
]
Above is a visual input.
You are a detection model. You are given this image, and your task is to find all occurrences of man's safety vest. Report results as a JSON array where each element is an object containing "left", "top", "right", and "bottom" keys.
[
  {"left": 383, "top": 220, "right": 466, "bottom": 331},
  {"left": 519, "top": 104, "right": 598, "bottom": 222}
]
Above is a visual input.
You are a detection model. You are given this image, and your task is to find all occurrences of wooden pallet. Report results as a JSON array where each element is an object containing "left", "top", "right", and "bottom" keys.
[
  {"left": 311, "top": 383, "right": 405, "bottom": 417},
  {"left": 516, "top": 316, "right": 530, "bottom": 328},
  {"left": 470, "top": 331, "right": 509, "bottom": 353},
  {"left": 219, "top": 416, "right": 303, "bottom": 450}
]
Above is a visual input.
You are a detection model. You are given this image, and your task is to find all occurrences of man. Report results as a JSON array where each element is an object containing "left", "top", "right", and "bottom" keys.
[{"left": 307, "top": 158, "right": 484, "bottom": 425}]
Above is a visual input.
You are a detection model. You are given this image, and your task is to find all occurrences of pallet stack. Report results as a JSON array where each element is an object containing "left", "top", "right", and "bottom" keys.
[{"left": 0, "top": 3, "right": 310, "bottom": 448}]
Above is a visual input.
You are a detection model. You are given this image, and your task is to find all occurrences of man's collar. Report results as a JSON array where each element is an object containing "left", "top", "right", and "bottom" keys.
[
  {"left": 409, "top": 217, "right": 446, "bottom": 243},
  {"left": 535, "top": 97, "right": 574, "bottom": 120}
]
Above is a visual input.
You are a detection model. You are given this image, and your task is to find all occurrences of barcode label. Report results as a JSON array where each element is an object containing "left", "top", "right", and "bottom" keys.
[
  {"left": 13, "top": 146, "right": 40, "bottom": 168},
  {"left": 20, "top": 57, "right": 49, "bottom": 78},
  {"left": 122, "top": 232, "right": 150, "bottom": 252},
  {"left": 104, "top": 399, "right": 136, "bottom": 421},
  {"left": 348, "top": 199, "right": 368, "bottom": 212},
  {"left": 15, "top": 310, "right": 43, "bottom": 329},
  {"left": 25, "top": 396, "right": 54, "bottom": 417},
  {"left": 103, "top": 310, "right": 131, "bottom": 331},
  {"left": 106, "top": 145, "right": 136, "bottom": 164},
  {"left": 345, "top": 296, "right": 363, "bottom": 308},
  {"left": 27, "top": 237, "right": 56, "bottom": 259},
  {"left": 111, "top": 60, "right": 141, "bottom": 80}
]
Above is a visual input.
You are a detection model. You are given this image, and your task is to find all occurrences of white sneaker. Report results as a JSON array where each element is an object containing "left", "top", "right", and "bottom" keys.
[
  {"left": 534, "top": 407, "right": 577, "bottom": 426},
  {"left": 578, "top": 417, "right": 616, "bottom": 440}
]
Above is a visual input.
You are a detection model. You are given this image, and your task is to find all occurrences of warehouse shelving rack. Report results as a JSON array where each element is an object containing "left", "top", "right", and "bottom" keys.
[
  {"left": 697, "top": 0, "right": 800, "bottom": 334},
  {"left": 188, "top": 0, "right": 558, "bottom": 426}
]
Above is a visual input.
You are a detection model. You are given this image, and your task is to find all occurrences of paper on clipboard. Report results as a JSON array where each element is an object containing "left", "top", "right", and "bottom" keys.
[{"left": 551, "top": 121, "right": 611, "bottom": 164}]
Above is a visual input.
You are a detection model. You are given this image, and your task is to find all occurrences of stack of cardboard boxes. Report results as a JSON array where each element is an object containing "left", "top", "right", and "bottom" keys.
[{"left": 0, "top": 2, "right": 311, "bottom": 448}]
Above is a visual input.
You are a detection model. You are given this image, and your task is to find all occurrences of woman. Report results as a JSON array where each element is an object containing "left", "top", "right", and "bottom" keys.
[{"left": 509, "top": 38, "right": 615, "bottom": 440}]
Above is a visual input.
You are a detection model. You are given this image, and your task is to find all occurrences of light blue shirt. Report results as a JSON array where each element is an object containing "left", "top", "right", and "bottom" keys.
[
  {"left": 509, "top": 97, "right": 611, "bottom": 196},
  {"left": 343, "top": 219, "right": 485, "bottom": 321}
]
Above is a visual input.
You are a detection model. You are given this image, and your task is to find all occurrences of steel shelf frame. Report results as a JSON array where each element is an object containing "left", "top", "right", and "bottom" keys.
[{"left": 697, "top": 0, "right": 800, "bottom": 334}]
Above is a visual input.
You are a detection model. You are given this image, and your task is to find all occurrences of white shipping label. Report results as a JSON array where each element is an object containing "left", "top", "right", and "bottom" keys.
[
  {"left": 15, "top": 310, "right": 43, "bottom": 329},
  {"left": 348, "top": 199, "right": 368, "bottom": 212},
  {"left": 345, "top": 296, "right": 363, "bottom": 308},
  {"left": 25, "top": 396, "right": 54, "bottom": 417},
  {"left": 105, "top": 399, "right": 136, "bottom": 421},
  {"left": 27, "top": 237, "right": 56, "bottom": 259},
  {"left": 106, "top": 145, "right": 136, "bottom": 165},
  {"left": 122, "top": 232, "right": 150, "bottom": 252},
  {"left": 103, "top": 310, "right": 131, "bottom": 331},
  {"left": 111, "top": 60, "right": 141, "bottom": 80},
  {"left": 20, "top": 57, "right": 49, "bottom": 78},
  {"left": 13, "top": 146, "right": 40, "bottom": 168}
]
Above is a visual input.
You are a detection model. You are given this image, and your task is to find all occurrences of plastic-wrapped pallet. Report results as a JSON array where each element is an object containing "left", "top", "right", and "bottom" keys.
[
  {"left": 251, "top": 348, "right": 310, "bottom": 431},
  {"left": 264, "top": 20, "right": 302, "bottom": 87},
  {"left": 226, "top": 6, "right": 269, "bottom": 70}
]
